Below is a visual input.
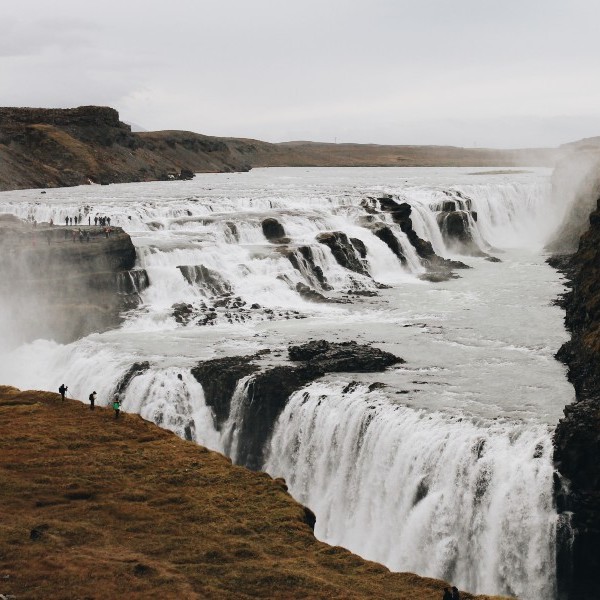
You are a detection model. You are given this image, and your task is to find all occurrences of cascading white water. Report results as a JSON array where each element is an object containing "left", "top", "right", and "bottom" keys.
[
  {"left": 265, "top": 381, "right": 557, "bottom": 600},
  {"left": 0, "top": 167, "right": 572, "bottom": 600}
]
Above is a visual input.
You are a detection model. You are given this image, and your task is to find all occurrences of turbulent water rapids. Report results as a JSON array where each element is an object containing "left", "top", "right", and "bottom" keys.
[{"left": 0, "top": 167, "right": 574, "bottom": 599}]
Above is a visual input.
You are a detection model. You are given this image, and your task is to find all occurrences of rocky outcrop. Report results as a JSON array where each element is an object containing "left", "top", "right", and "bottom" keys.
[
  {"left": 288, "top": 339, "right": 404, "bottom": 372},
  {"left": 550, "top": 196, "right": 600, "bottom": 600},
  {"left": 364, "top": 197, "right": 470, "bottom": 278},
  {"left": 0, "top": 215, "right": 146, "bottom": 343},
  {"left": 295, "top": 282, "right": 331, "bottom": 302},
  {"left": 286, "top": 245, "right": 333, "bottom": 290},
  {"left": 191, "top": 341, "right": 403, "bottom": 469},
  {"left": 261, "top": 218, "right": 289, "bottom": 243},
  {"left": 112, "top": 361, "right": 150, "bottom": 398},
  {"left": 0, "top": 106, "right": 257, "bottom": 190},
  {"left": 317, "top": 231, "right": 369, "bottom": 276},
  {"left": 177, "top": 264, "right": 231, "bottom": 296},
  {"left": 436, "top": 211, "right": 484, "bottom": 256}
]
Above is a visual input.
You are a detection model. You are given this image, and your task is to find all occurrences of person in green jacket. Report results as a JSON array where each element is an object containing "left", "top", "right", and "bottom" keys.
[{"left": 113, "top": 396, "right": 121, "bottom": 419}]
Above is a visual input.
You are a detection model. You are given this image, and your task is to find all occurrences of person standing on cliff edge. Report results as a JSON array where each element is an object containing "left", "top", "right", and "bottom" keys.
[
  {"left": 88, "top": 391, "right": 97, "bottom": 410},
  {"left": 113, "top": 396, "right": 121, "bottom": 419},
  {"left": 451, "top": 586, "right": 460, "bottom": 600},
  {"left": 58, "top": 384, "right": 68, "bottom": 401}
]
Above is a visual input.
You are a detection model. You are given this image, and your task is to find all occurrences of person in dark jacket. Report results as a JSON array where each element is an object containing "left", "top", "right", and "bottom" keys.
[
  {"left": 442, "top": 589, "right": 453, "bottom": 600},
  {"left": 451, "top": 586, "right": 460, "bottom": 600},
  {"left": 89, "top": 391, "right": 97, "bottom": 410},
  {"left": 58, "top": 384, "right": 68, "bottom": 401}
]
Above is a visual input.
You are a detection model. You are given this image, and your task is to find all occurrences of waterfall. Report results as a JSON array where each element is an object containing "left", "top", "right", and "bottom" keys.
[
  {"left": 0, "top": 168, "right": 568, "bottom": 600},
  {"left": 265, "top": 381, "right": 557, "bottom": 600}
]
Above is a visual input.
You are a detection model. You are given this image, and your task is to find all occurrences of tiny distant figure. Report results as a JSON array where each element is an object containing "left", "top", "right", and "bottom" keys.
[
  {"left": 94, "top": 216, "right": 98, "bottom": 226},
  {"left": 85, "top": 230, "right": 90, "bottom": 242},
  {"left": 58, "top": 384, "right": 68, "bottom": 402},
  {"left": 65, "top": 216, "right": 68, "bottom": 226},
  {"left": 88, "top": 216, "right": 91, "bottom": 226},
  {"left": 107, "top": 216, "right": 111, "bottom": 226},
  {"left": 89, "top": 391, "right": 97, "bottom": 410},
  {"left": 104, "top": 227, "right": 109, "bottom": 239},
  {"left": 68, "top": 217, "right": 72, "bottom": 226},
  {"left": 451, "top": 586, "right": 460, "bottom": 600},
  {"left": 177, "top": 373, "right": 183, "bottom": 381},
  {"left": 49, "top": 218, "right": 53, "bottom": 226},
  {"left": 33, "top": 219, "right": 37, "bottom": 228},
  {"left": 113, "top": 396, "right": 121, "bottom": 419},
  {"left": 442, "top": 589, "right": 453, "bottom": 600},
  {"left": 79, "top": 229, "right": 84, "bottom": 242}
]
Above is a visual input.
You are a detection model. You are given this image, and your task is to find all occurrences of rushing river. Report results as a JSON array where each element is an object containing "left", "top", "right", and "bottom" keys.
[{"left": 0, "top": 167, "right": 574, "bottom": 599}]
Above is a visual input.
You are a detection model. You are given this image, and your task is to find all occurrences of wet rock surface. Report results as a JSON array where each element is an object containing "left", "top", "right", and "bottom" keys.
[
  {"left": 551, "top": 197, "right": 600, "bottom": 600},
  {"left": 317, "top": 231, "right": 369, "bottom": 275},
  {"left": 286, "top": 245, "right": 333, "bottom": 290},
  {"left": 113, "top": 362, "right": 150, "bottom": 398},
  {"left": 288, "top": 340, "right": 404, "bottom": 372},
  {"left": 177, "top": 265, "right": 231, "bottom": 296},
  {"left": 262, "top": 218, "right": 290, "bottom": 244},
  {"left": 366, "top": 196, "right": 471, "bottom": 277},
  {"left": 192, "top": 340, "right": 403, "bottom": 469}
]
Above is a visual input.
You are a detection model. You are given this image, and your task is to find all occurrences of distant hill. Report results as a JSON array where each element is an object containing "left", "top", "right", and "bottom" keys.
[{"left": 0, "top": 105, "right": 564, "bottom": 191}]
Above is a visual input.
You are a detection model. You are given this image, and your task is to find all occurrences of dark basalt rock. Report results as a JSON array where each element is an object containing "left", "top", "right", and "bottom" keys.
[
  {"left": 288, "top": 340, "right": 404, "bottom": 372},
  {"left": 317, "top": 231, "right": 369, "bottom": 276},
  {"left": 233, "top": 365, "right": 319, "bottom": 469},
  {"left": 286, "top": 245, "right": 333, "bottom": 290},
  {"left": 113, "top": 361, "right": 150, "bottom": 398},
  {"left": 437, "top": 211, "right": 486, "bottom": 256},
  {"left": 262, "top": 218, "right": 289, "bottom": 243},
  {"left": 418, "top": 272, "right": 460, "bottom": 283},
  {"left": 295, "top": 282, "right": 329, "bottom": 303},
  {"left": 177, "top": 264, "right": 231, "bottom": 296},
  {"left": 172, "top": 302, "right": 195, "bottom": 325},
  {"left": 372, "top": 225, "right": 406, "bottom": 264},
  {"left": 350, "top": 237, "right": 367, "bottom": 258},
  {"left": 192, "top": 340, "right": 403, "bottom": 470},
  {"left": 372, "top": 196, "right": 470, "bottom": 275},
  {"left": 552, "top": 196, "right": 600, "bottom": 599},
  {"left": 191, "top": 355, "right": 260, "bottom": 425}
]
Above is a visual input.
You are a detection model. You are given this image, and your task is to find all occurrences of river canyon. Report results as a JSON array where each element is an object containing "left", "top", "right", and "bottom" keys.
[{"left": 0, "top": 166, "right": 581, "bottom": 599}]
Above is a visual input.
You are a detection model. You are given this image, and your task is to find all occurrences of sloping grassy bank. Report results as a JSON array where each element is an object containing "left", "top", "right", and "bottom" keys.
[{"left": 0, "top": 386, "right": 506, "bottom": 599}]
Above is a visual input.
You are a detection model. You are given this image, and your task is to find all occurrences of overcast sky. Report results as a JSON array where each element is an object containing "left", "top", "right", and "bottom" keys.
[{"left": 2, "top": 0, "right": 600, "bottom": 148}]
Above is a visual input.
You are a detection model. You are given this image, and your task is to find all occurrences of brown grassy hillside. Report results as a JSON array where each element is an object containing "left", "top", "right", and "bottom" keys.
[{"left": 0, "top": 386, "right": 507, "bottom": 600}]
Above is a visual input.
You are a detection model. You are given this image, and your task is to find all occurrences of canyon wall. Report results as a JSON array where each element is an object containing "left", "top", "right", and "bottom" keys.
[{"left": 550, "top": 148, "right": 600, "bottom": 600}]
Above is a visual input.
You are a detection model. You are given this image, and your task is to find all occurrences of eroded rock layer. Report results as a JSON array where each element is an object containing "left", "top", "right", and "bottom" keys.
[{"left": 551, "top": 196, "right": 600, "bottom": 600}]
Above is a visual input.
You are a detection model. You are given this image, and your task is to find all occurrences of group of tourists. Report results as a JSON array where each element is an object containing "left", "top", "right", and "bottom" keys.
[
  {"left": 94, "top": 216, "right": 112, "bottom": 227},
  {"left": 59, "top": 384, "right": 122, "bottom": 418},
  {"left": 63, "top": 215, "right": 113, "bottom": 227}
]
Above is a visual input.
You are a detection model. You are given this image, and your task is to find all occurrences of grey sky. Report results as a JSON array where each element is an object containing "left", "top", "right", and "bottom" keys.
[{"left": 2, "top": 0, "right": 600, "bottom": 147}]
